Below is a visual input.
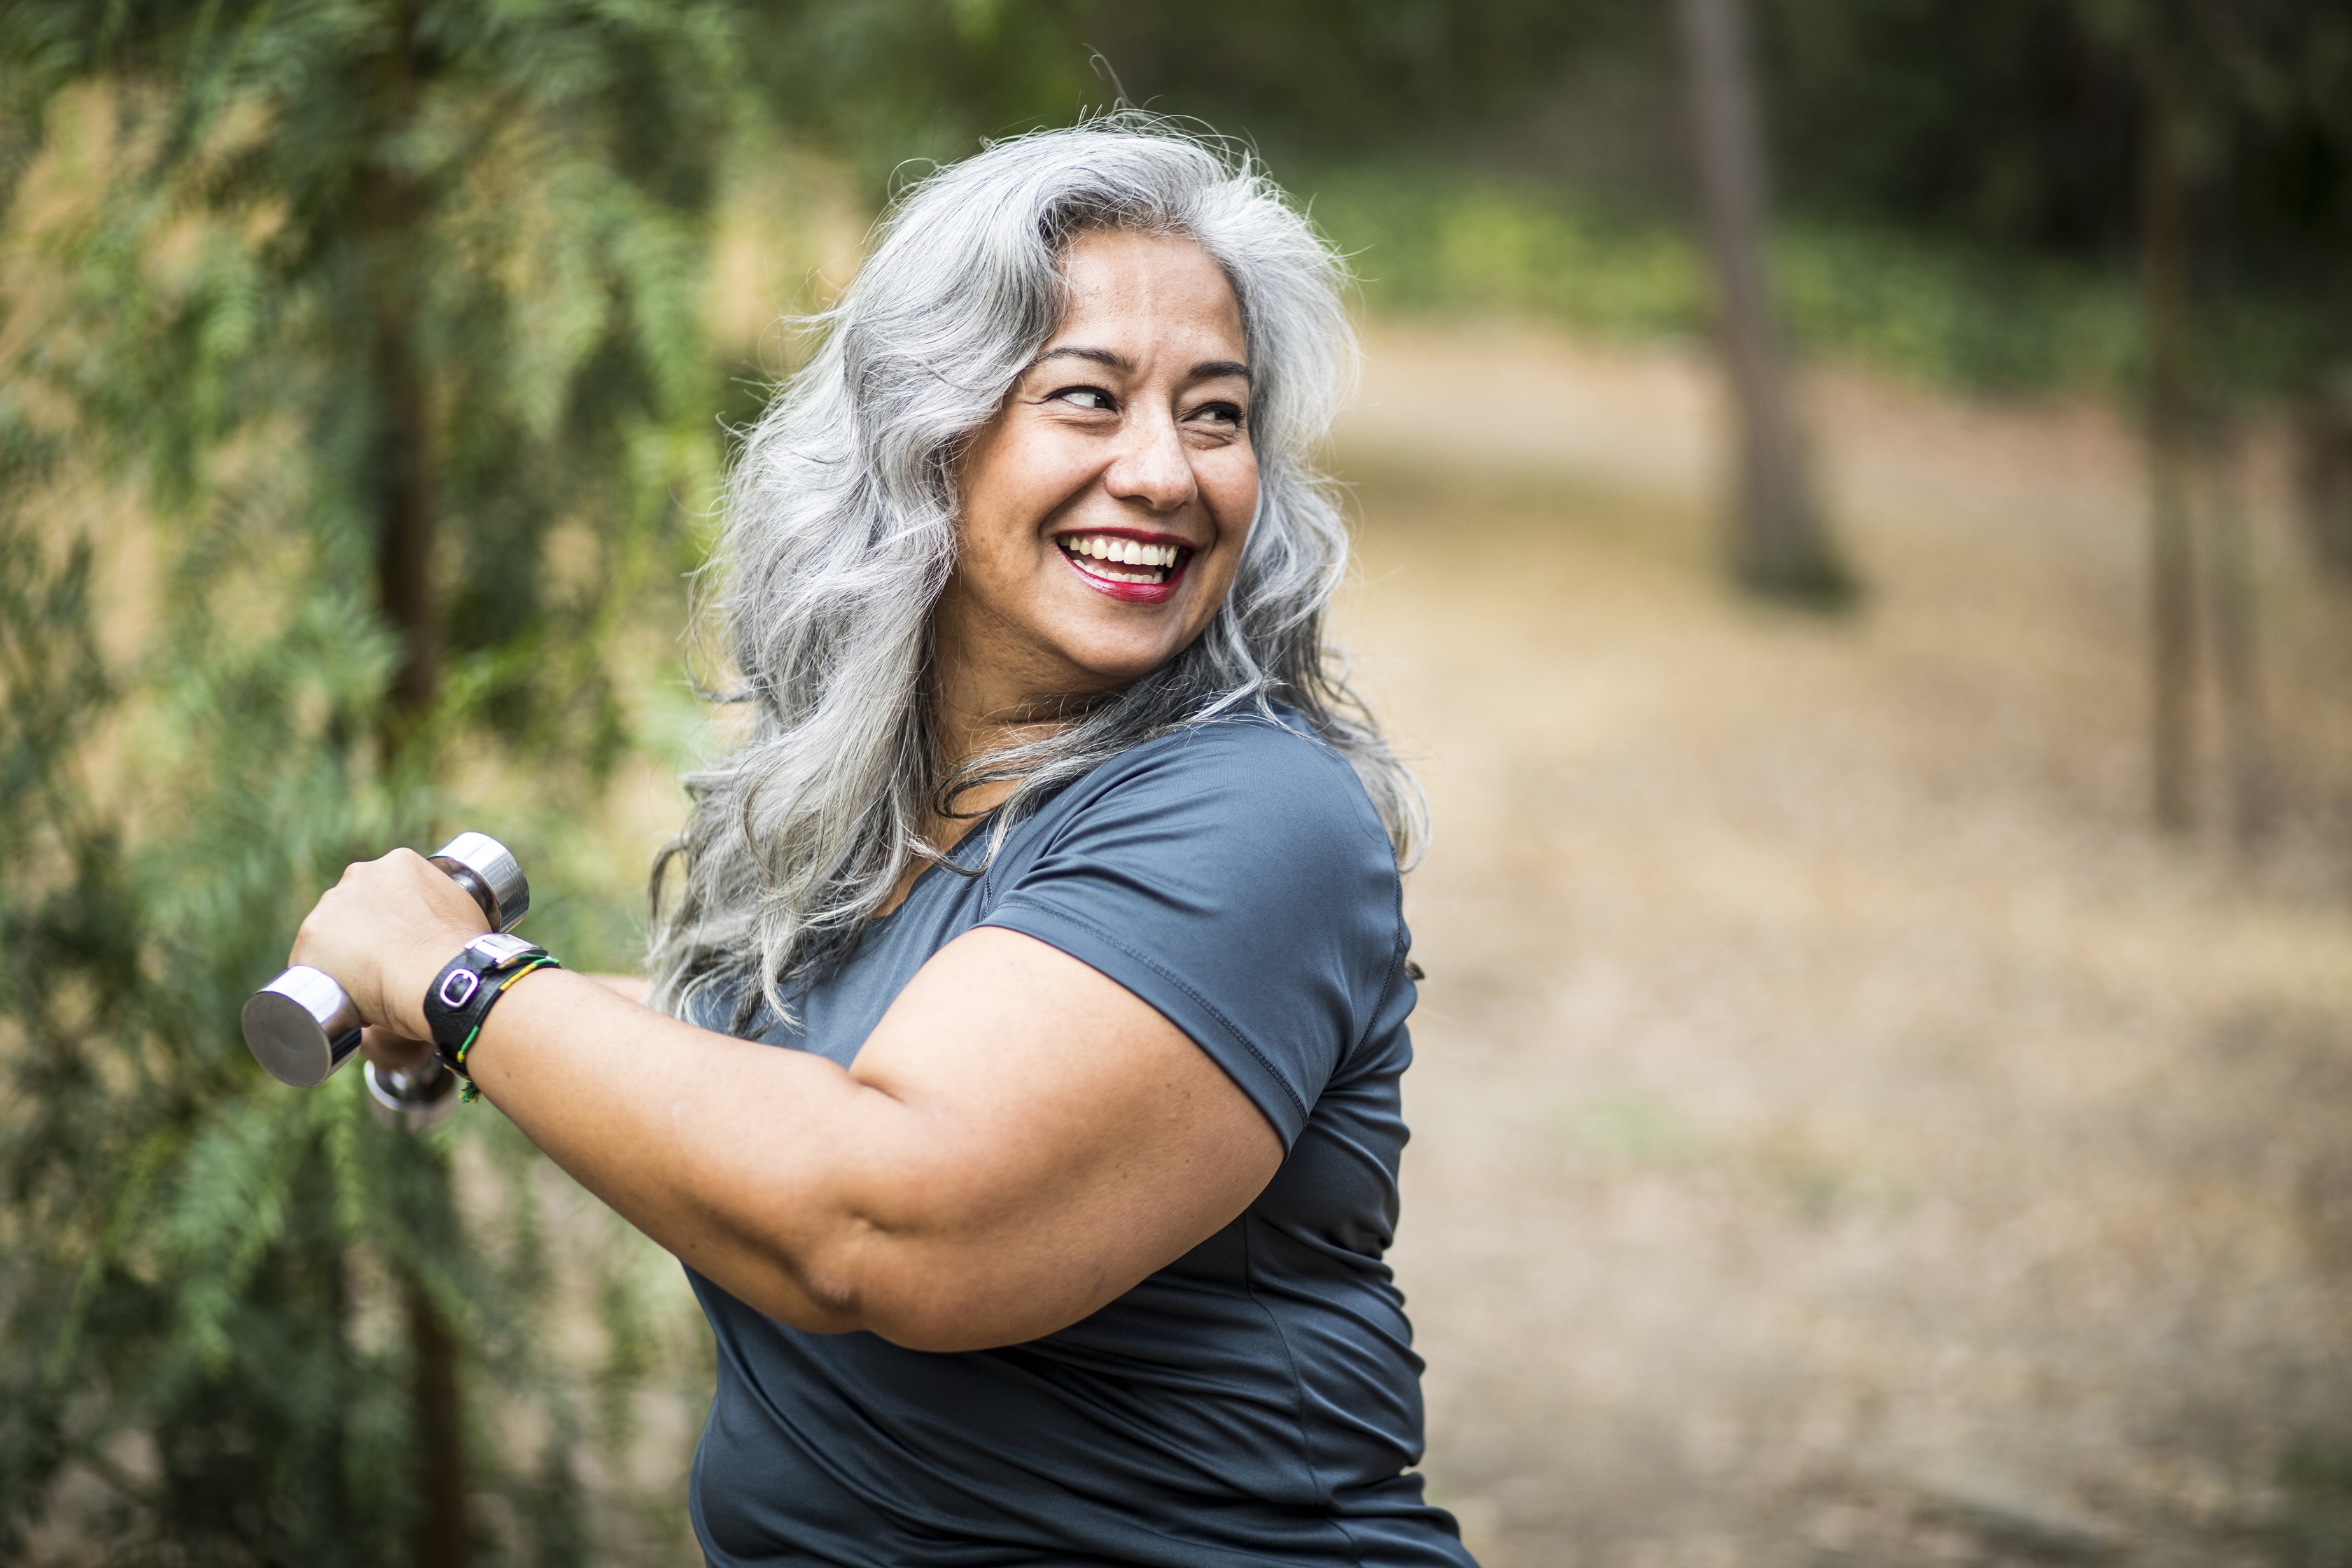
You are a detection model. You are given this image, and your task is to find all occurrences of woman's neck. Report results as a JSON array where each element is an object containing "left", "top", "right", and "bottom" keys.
[
  {"left": 871, "top": 702, "right": 1046, "bottom": 920},
  {"left": 925, "top": 638, "right": 1102, "bottom": 848},
  {"left": 927, "top": 704, "right": 1056, "bottom": 854}
]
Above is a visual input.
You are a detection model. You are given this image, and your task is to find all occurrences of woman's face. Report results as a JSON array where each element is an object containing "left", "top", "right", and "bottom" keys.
[{"left": 938, "top": 228, "right": 1258, "bottom": 718}]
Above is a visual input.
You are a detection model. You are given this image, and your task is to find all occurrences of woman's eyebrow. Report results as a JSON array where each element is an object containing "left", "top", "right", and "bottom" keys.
[
  {"left": 1024, "top": 346, "right": 1252, "bottom": 383},
  {"left": 1028, "top": 345, "right": 1131, "bottom": 374}
]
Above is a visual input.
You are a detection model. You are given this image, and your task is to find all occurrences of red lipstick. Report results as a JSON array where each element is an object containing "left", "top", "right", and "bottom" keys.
[{"left": 1052, "top": 528, "right": 1196, "bottom": 606}]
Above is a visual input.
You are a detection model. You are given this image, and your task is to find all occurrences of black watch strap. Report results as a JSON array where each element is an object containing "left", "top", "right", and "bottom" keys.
[{"left": 424, "top": 932, "right": 559, "bottom": 1082}]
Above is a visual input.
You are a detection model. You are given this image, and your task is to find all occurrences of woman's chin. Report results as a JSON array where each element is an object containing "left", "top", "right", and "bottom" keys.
[
  {"left": 1035, "top": 594, "right": 1212, "bottom": 684},
  {"left": 1042, "top": 631, "right": 1192, "bottom": 694}
]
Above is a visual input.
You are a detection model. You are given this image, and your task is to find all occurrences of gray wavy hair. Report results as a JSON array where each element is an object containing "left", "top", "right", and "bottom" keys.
[{"left": 648, "top": 115, "right": 1422, "bottom": 1028}]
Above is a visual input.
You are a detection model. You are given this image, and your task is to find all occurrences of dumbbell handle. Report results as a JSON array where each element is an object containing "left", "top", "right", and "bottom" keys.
[{"left": 241, "top": 833, "right": 529, "bottom": 1089}]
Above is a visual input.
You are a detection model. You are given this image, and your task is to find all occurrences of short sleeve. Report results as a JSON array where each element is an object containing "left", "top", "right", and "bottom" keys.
[{"left": 979, "top": 720, "right": 1406, "bottom": 1149}]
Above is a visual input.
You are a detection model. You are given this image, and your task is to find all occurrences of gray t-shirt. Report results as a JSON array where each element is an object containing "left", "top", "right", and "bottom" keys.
[{"left": 685, "top": 713, "right": 1474, "bottom": 1567}]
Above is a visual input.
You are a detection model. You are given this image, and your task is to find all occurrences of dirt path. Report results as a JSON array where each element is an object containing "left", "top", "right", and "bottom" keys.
[{"left": 1335, "top": 322, "right": 2352, "bottom": 1566}]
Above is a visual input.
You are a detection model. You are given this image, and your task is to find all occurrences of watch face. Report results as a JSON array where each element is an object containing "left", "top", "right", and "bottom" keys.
[{"left": 469, "top": 932, "right": 537, "bottom": 965}]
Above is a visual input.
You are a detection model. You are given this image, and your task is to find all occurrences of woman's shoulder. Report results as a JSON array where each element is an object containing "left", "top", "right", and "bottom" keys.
[{"left": 1056, "top": 708, "right": 1396, "bottom": 858}]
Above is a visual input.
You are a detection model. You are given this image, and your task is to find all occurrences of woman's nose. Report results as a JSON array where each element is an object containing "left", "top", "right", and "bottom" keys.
[{"left": 1102, "top": 412, "right": 1195, "bottom": 514}]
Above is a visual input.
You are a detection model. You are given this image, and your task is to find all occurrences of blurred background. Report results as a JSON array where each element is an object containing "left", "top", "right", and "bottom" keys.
[{"left": 4, "top": 3, "right": 2351, "bottom": 1564}]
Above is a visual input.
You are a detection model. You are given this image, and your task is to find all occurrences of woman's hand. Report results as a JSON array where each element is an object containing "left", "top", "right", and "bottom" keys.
[{"left": 288, "top": 848, "right": 489, "bottom": 1040}]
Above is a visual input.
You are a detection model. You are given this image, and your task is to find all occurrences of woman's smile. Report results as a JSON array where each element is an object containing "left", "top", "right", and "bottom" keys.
[{"left": 1052, "top": 528, "right": 1196, "bottom": 601}]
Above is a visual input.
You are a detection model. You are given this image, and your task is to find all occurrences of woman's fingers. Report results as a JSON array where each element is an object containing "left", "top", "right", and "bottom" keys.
[{"left": 288, "top": 848, "right": 489, "bottom": 1035}]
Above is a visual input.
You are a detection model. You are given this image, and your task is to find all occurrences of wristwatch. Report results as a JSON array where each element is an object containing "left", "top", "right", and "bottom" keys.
[{"left": 423, "top": 931, "right": 560, "bottom": 1081}]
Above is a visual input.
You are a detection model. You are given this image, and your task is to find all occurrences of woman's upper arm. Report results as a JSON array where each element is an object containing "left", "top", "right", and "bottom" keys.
[{"left": 831, "top": 925, "right": 1283, "bottom": 1351}]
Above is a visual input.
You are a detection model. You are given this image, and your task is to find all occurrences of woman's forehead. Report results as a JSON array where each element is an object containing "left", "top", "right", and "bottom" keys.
[{"left": 1051, "top": 230, "right": 1245, "bottom": 362}]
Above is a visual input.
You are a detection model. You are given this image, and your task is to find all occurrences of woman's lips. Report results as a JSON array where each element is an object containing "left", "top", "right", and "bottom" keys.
[{"left": 1054, "top": 529, "right": 1194, "bottom": 605}]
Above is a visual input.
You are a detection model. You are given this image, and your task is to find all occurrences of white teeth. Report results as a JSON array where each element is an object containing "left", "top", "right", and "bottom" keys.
[
  {"left": 1059, "top": 536, "right": 1184, "bottom": 567},
  {"left": 1056, "top": 535, "right": 1184, "bottom": 582}
]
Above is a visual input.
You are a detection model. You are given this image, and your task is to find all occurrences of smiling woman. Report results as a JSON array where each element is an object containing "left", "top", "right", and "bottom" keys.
[{"left": 286, "top": 118, "right": 1469, "bottom": 1567}]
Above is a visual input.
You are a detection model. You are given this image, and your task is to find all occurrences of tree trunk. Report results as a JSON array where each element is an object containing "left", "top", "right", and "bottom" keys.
[
  {"left": 2140, "top": 70, "right": 2199, "bottom": 836},
  {"left": 2295, "top": 371, "right": 2352, "bottom": 579},
  {"left": 2202, "top": 416, "right": 2276, "bottom": 848},
  {"left": 372, "top": 281, "right": 438, "bottom": 739},
  {"left": 1675, "top": 0, "right": 1851, "bottom": 604},
  {"left": 403, "top": 1271, "right": 470, "bottom": 1568},
  {"left": 360, "top": 85, "right": 437, "bottom": 752},
  {"left": 358, "top": 7, "right": 470, "bottom": 1565},
  {"left": 315, "top": 1189, "right": 354, "bottom": 1561}
]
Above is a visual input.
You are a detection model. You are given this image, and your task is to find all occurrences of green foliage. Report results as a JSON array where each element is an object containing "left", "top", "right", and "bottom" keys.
[
  {"left": 1303, "top": 165, "right": 2338, "bottom": 398},
  {"left": 1764, "top": 0, "right": 2352, "bottom": 390},
  {"left": 721, "top": 0, "right": 1644, "bottom": 181},
  {"left": 729, "top": 0, "right": 2352, "bottom": 402},
  {"left": 0, "top": 1, "right": 743, "bottom": 1559},
  {"left": 1767, "top": 220, "right": 2143, "bottom": 395},
  {"left": 1307, "top": 170, "right": 1708, "bottom": 337}
]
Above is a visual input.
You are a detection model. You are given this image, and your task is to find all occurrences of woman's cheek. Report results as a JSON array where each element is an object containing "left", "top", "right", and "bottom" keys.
[{"left": 1208, "top": 455, "right": 1258, "bottom": 537}]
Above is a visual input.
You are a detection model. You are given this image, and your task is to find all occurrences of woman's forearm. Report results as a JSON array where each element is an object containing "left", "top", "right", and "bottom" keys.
[{"left": 582, "top": 971, "right": 650, "bottom": 1004}]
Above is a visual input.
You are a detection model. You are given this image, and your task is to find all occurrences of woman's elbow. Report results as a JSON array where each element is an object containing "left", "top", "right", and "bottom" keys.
[
  {"left": 703, "top": 1218, "right": 883, "bottom": 1336},
  {"left": 736, "top": 1234, "right": 1117, "bottom": 1350},
  {"left": 719, "top": 1166, "right": 1113, "bottom": 1348},
  {"left": 839, "top": 1247, "right": 1120, "bottom": 1352}
]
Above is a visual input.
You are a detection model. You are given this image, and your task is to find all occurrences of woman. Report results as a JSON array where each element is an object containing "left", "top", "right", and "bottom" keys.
[{"left": 297, "top": 119, "right": 1473, "bottom": 1567}]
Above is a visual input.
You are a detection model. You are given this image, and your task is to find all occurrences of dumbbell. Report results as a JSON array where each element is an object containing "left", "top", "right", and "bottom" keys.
[{"left": 242, "top": 833, "right": 528, "bottom": 1128}]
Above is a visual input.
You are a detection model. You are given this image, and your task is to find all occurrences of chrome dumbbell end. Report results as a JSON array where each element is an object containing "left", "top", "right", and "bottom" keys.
[
  {"left": 242, "top": 965, "right": 365, "bottom": 1088},
  {"left": 431, "top": 831, "right": 528, "bottom": 931},
  {"left": 242, "top": 832, "right": 528, "bottom": 1091},
  {"left": 365, "top": 1060, "right": 461, "bottom": 1133}
]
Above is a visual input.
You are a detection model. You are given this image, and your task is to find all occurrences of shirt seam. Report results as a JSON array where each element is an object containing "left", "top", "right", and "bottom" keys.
[
  {"left": 983, "top": 896, "right": 1312, "bottom": 1124},
  {"left": 1242, "top": 1211, "right": 1369, "bottom": 1568},
  {"left": 1351, "top": 886, "right": 1413, "bottom": 1069}
]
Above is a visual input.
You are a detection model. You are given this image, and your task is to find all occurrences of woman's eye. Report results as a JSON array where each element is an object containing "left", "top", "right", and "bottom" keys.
[
  {"left": 1050, "top": 386, "right": 1115, "bottom": 412},
  {"left": 1192, "top": 400, "right": 1245, "bottom": 428}
]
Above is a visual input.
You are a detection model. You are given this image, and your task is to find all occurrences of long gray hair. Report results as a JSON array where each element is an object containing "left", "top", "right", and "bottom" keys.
[{"left": 648, "top": 116, "right": 1422, "bottom": 1027}]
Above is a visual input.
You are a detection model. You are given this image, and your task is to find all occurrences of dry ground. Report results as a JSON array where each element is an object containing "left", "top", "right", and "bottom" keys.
[{"left": 1336, "top": 323, "right": 2352, "bottom": 1567}]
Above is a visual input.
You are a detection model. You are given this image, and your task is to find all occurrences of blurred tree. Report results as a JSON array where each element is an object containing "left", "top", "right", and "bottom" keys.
[
  {"left": 1746, "top": 0, "right": 2347, "bottom": 832},
  {"left": 2070, "top": 0, "right": 2345, "bottom": 841},
  {"left": 2301, "top": 377, "right": 2352, "bottom": 578},
  {"left": 2137, "top": 31, "right": 2203, "bottom": 834},
  {"left": 1675, "top": 0, "right": 1851, "bottom": 605},
  {"left": 0, "top": 2, "right": 739, "bottom": 1562},
  {"left": 1763, "top": 0, "right": 2350, "bottom": 318}
]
